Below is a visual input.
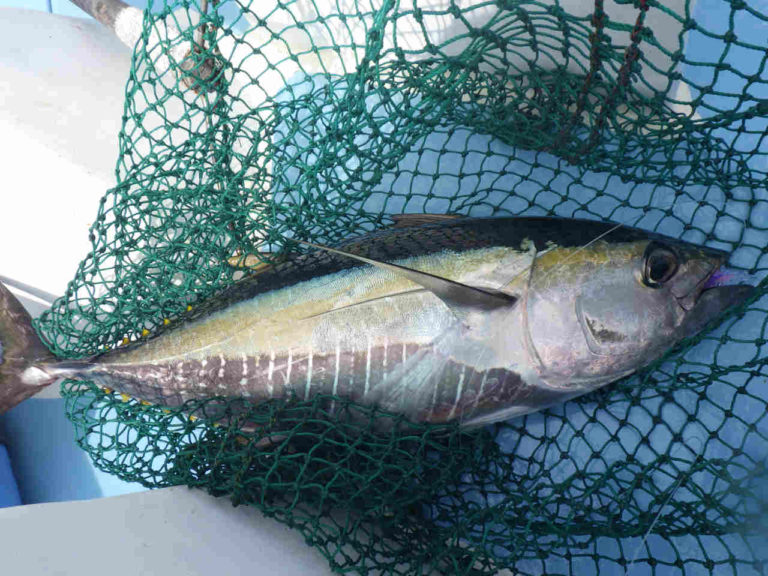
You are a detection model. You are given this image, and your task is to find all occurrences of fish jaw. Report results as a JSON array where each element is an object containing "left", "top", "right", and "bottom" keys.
[{"left": 677, "top": 284, "right": 754, "bottom": 337}]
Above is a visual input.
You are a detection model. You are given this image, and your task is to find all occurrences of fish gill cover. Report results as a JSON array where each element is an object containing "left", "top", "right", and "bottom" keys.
[{"left": 34, "top": 0, "right": 768, "bottom": 574}]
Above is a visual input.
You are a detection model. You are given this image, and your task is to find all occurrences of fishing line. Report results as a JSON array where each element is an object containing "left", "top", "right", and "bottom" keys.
[
  {"left": 624, "top": 433, "right": 705, "bottom": 575},
  {"left": 528, "top": 222, "right": 624, "bottom": 293},
  {"left": 491, "top": 222, "right": 623, "bottom": 298}
]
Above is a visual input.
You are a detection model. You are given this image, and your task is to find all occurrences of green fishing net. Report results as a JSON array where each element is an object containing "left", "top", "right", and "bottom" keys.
[{"left": 34, "top": 0, "right": 768, "bottom": 573}]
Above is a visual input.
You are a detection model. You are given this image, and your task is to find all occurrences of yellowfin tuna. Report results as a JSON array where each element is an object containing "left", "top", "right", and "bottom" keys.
[{"left": 0, "top": 217, "right": 754, "bottom": 427}]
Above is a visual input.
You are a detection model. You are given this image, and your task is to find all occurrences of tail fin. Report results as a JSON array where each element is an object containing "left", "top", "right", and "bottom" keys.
[{"left": 0, "top": 281, "right": 58, "bottom": 413}]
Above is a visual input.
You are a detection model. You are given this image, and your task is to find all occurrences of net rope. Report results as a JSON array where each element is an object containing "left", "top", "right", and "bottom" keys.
[{"left": 34, "top": 0, "right": 768, "bottom": 573}]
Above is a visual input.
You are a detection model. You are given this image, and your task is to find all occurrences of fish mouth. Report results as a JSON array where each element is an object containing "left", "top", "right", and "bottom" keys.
[
  {"left": 675, "top": 255, "right": 754, "bottom": 311},
  {"left": 677, "top": 261, "right": 756, "bottom": 335}
]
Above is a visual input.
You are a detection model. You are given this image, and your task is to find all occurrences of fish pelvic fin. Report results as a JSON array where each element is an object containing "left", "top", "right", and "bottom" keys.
[
  {"left": 0, "top": 281, "right": 59, "bottom": 413},
  {"left": 295, "top": 240, "right": 518, "bottom": 322}
]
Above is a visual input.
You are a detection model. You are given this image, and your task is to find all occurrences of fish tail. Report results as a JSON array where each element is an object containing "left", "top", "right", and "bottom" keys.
[{"left": 0, "top": 281, "right": 59, "bottom": 413}]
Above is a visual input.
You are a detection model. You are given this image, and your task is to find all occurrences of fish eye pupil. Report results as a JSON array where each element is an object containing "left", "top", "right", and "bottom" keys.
[{"left": 650, "top": 255, "right": 672, "bottom": 281}]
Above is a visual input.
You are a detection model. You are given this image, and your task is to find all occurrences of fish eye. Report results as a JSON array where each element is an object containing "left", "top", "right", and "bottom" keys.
[{"left": 643, "top": 243, "right": 679, "bottom": 288}]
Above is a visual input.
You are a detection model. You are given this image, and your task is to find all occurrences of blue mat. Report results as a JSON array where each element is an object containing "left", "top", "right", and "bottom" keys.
[{"left": 0, "top": 444, "right": 21, "bottom": 508}]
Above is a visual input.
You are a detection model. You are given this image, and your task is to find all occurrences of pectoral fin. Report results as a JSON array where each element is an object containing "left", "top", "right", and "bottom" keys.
[{"left": 295, "top": 240, "right": 518, "bottom": 320}]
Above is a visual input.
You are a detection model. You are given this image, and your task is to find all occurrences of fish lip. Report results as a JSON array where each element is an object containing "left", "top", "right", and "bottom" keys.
[{"left": 677, "top": 258, "right": 756, "bottom": 312}]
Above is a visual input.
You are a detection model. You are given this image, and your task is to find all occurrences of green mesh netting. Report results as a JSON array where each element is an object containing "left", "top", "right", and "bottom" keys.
[{"left": 33, "top": 0, "right": 768, "bottom": 573}]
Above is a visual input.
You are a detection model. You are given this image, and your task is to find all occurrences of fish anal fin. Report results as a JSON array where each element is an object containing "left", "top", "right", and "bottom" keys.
[
  {"left": 389, "top": 213, "right": 462, "bottom": 228},
  {"left": 295, "top": 240, "right": 518, "bottom": 321}
]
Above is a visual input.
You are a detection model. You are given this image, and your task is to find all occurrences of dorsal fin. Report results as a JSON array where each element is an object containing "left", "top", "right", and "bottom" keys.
[
  {"left": 389, "top": 213, "right": 462, "bottom": 228},
  {"left": 295, "top": 240, "right": 517, "bottom": 319}
]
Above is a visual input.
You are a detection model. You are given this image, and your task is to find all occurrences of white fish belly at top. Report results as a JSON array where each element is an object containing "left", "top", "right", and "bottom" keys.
[{"left": 0, "top": 217, "right": 754, "bottom": 427}]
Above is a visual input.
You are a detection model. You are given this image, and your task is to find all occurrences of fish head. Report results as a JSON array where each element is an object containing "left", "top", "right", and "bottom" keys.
[{"left": 525, "top": 236, "right": 754, "bottom": 389}]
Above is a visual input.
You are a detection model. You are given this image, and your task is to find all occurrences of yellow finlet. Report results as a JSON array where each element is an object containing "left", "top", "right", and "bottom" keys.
[{"left": 227, "top": 252, "right": 274, "bottom": 273}]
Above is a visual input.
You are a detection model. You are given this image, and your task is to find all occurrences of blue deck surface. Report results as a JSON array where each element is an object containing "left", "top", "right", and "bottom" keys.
[
  {"left": 0, "top": 398, "right": 145, "bottom": 504},
  {"left": 0, "top": 445, "right": 21, "bottom": 508}
]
